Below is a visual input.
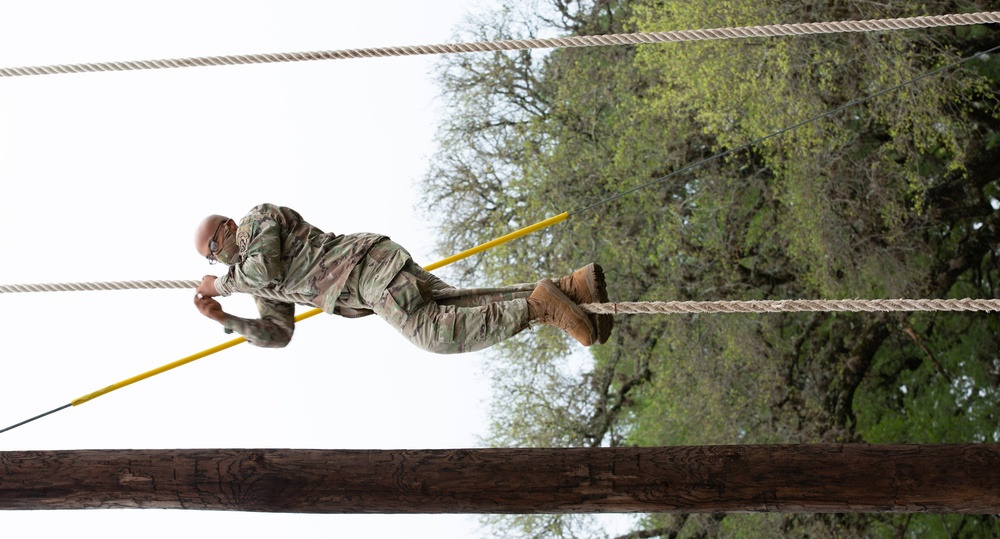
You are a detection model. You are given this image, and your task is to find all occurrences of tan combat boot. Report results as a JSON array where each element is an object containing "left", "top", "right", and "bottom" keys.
[
  {"left": 556, "top": 263, "right": 613, "bottom": 344},
  {"left": 528, "top": 280, "right": 596, "bottom": 346}
]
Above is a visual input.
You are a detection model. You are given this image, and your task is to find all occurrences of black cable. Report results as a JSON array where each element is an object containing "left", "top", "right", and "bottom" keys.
[{"left": 0, "top": 403, "right": 72, "bottom": 435}]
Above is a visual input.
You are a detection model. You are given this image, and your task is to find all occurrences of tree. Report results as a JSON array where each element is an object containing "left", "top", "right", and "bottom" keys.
[{"left": 421, "top": 0, "right": 1000, "bottom": 536}]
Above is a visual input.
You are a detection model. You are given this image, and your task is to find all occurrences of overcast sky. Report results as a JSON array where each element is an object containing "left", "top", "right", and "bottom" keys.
[
  {"left": 0, "top": 1, "right": 525, "bottom": 536},
  {"left": 0, "top": 2, "right": 640, "bottom": 536}
]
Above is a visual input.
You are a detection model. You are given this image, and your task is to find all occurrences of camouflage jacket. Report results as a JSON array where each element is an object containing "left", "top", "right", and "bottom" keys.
[{"left": 213, "top": 203, "right": 390, "bottom": 347}]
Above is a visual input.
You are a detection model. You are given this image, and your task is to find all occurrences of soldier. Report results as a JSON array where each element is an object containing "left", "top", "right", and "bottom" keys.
[{"left": 193, "top": 203, "right": 612, "bottom": 353}]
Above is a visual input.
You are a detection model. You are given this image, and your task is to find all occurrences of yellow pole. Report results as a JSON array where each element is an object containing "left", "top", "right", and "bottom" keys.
[
  {"left": 72, "top": 337, "right": 247, "bottom": 406},
  {"left": 423, "top": 212, "right": 569, "bottom": 271},
  {"left": 70, "top": 212, "right": 570, "bottom": 407}
]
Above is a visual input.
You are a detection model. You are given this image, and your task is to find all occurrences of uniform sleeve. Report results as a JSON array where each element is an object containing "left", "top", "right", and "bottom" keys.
[
  {"left": 222, "top": 297, "right": 296, "bottom": 348},
  {"left": 215, "top": 214, "right": 284, "bottom": 296}
]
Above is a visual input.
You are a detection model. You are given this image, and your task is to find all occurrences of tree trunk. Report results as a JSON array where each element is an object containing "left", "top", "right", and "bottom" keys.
[{"left": 2, "top": 445, "right": 998, "bottom": 513}]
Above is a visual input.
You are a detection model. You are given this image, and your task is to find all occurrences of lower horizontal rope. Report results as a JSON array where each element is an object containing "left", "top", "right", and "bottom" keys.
[
  {"left": 3, "top": 281, "right": 998, "bottom": 313},
  {"left": 0, "top": 280, "right": 199, "bottom": 293},
  {"left": 580, "top": 298, "right": 1000, "bottom": 314},
  {"left": 0, "top": 279, "right": 317, "bottom": 306}
]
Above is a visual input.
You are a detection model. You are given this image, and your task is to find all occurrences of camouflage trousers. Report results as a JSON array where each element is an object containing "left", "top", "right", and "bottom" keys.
[{"left": 340, "top": 240, "right": 535, "bottom": 354}]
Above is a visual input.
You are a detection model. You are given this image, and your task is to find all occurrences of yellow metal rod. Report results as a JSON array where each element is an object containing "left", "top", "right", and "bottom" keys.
[
  {"left": 71, "top": 337, "right": 247, "bottom": 406},
  {"left": 70, "top": 212, "right": 570, "bottom": 407},
  {"left": 423, "top": 212, "right": 569, "bottom": 271}
]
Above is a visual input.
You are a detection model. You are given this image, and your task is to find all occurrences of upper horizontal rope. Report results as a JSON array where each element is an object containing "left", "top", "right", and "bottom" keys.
[
  {"left": 2, "top": 280, "right": 997, "bottom": 314},
  {"left": 2, "top": 12, "right": 998, "bottom": 78}
]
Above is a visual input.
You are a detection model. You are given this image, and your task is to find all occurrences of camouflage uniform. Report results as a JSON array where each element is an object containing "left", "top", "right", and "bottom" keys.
[{"left": 214, "top": 204, "right": 534, "bottom": 353}]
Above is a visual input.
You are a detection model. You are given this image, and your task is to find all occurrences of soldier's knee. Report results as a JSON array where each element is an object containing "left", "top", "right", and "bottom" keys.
[{"left": 401, "top": 309, "right": 465, "bottom": 354}]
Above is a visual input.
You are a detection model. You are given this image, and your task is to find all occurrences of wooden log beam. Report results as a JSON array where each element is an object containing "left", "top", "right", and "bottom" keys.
[{"left": 2, "top": 445, "right": 998, "bottom": 513}]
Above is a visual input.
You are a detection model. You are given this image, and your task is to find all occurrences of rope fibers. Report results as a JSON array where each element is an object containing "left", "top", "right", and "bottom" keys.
[{"left": 1, "top": 12, "right": 997, "bottom": 77}]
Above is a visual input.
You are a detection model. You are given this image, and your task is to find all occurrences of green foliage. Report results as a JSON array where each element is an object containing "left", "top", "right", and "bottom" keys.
[
  {"left": 855, "top": 311, "right": 1000, "bottom": 444},
  {"left": 631, "top": 0, "right": 986, "bottom": 298},
  {"left": 422, "top": 0, "right": 1000, "bottom": 537},
  {"left": 479, "top": 513, "right": 611, "bottom": 539}
]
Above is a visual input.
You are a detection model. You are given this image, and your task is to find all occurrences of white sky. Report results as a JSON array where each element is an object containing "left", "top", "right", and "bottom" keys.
[
  {"left": 0, "top": 1, "right": 510, "bottom": 536},
  {"left": 0, "top": 2, "right": 639, "bottom": 536}
]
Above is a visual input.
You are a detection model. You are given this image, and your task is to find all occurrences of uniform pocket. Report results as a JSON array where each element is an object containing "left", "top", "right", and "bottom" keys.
[
  {"left": 436, "top": 309, "right": 457, "bottom": 344},
  {"left": 381, "top": 270, "right": 425, "bottom": 320}
]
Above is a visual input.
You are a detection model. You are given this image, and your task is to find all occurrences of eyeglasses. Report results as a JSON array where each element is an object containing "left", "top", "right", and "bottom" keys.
[{"left": 206, "top": 220, "right": 227, "bottom": 265}]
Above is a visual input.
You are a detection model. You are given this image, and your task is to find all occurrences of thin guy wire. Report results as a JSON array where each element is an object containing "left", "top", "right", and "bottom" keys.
[
  {"left": 1, "top": 12, "right": 998, "bottom": 77},
  {"left": 0, "top": 403, "right": 71, "bottom": 434},
  {"left": 572, "top": 43, "right": 1000, "bottom": 216}
]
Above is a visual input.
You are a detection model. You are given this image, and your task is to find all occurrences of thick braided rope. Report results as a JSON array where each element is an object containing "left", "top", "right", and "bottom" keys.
[
  {"left": 0, "top": 280, "right": 317, "bottom": 306},
  {"left": 2, "top": 280, "right": 998, "bottom": 313},
  {"left": 580, "top": 298, "right": 1000, "bottom": 314},
  {"left": 2, "top": 12, "right": 997, "bottom": 78},
  {"left": 0, "top": 280, "right": 201, "bottom": 293}
]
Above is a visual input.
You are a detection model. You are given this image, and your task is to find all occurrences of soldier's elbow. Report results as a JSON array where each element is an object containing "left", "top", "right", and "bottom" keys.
[
  {"left": 249, "top": 332, "right": 293, "bottom": 349},
  {"left": 269, "top": 333, "right": 293, "bottom": 348}
]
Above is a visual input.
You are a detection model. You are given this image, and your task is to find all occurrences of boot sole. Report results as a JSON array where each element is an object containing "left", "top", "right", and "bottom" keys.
[
  {"left": 535, "top": 280, "right": 596, "bottom": 346},
  {"left": 589, "top": 263, "right": 614, "bottom": 345}
]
